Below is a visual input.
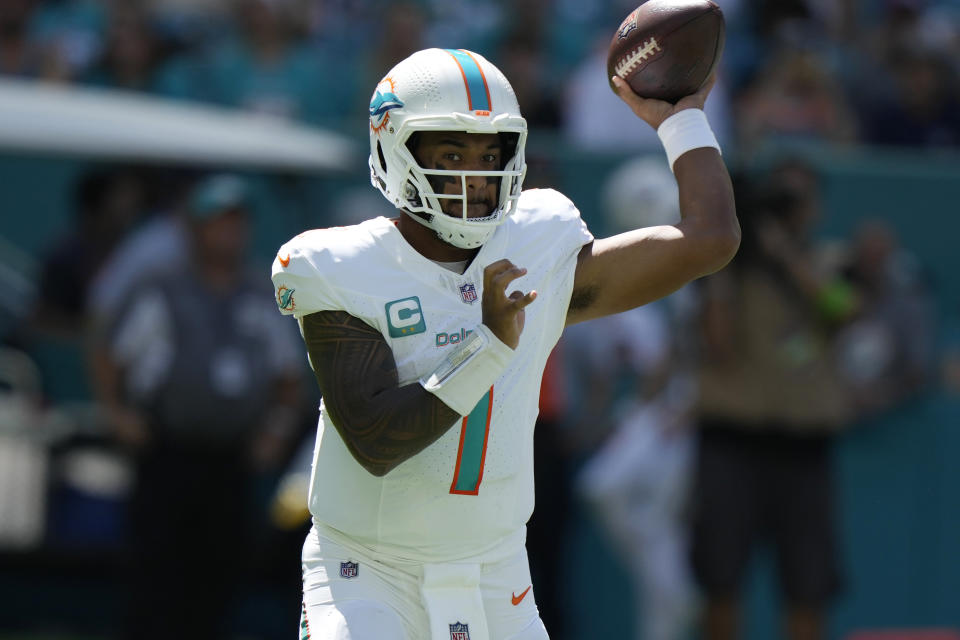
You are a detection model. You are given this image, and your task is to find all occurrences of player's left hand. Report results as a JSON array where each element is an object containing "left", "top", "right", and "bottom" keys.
[
  {"left": 482, "top": 259, "right": 537, "bottom": 350},
  {"left": 612, "top": 72, "right": 716, "bottom": 130}
]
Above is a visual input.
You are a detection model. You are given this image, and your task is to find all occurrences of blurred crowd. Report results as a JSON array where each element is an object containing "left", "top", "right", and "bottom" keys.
[
  {"left": 0, "top": 0, "right": 959, "bottom": 148},
  {"left": 0, "top": 0, "right": 958, "bottom": 639}
]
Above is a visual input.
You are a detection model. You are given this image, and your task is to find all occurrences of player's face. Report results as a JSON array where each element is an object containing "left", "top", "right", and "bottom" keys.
[{"left": 411, "top": 131, "right": 501, "bottom": 219}]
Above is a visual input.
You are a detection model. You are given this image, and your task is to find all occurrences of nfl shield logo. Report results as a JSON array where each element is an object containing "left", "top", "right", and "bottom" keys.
[
  {"left": 339, "top": 561, "right": 358, "bottom": 579},
  {"left": 618, "top": 10, "right": 639, "bottom": 40},
  {"left": 449, "top": 622, "right": 470, "bottom": 640},
  {"left": 459, "top": 283, "right": 478, "bottom": 304}
]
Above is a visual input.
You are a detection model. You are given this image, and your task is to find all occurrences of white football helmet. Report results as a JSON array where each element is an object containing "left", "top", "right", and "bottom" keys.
[{"left": 368, "top": 48, "right": 528, "bottom": 249}]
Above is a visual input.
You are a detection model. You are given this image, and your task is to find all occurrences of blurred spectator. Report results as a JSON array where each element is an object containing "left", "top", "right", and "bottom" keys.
[
  {"left": 0, "top": 0, "right": 50, "bottom": 78},
  {"left": 692, "top": 160, "right": 854, "bottom": 640},
  {"left": 860, "top": 49, "right": 960, "bottom": 148},
  {"left": 87, "top": 174, "right": 304, "bottom": 640},
  {"left": 422, "top": 0, "right": 502, "bottom": 54},
  {"left": 917, "top": 3, "right": 960, "bottom": 73},
  {"left": 753, "top": 0, "right": 857, "bottom": 45},
  {"left": 354, "top": 0, "right": 429, "bottom": 117},
  {"left": 836, "top": 220, "right": 935, "bottom": 414},
  {"left": 547, "top": 0, "right": 633, "bottom": 78},
  {"left": 601, "top": 155, "right": 684, "bottom": 235},
  {"left": 31, "top": 167, "right": 145, "bottom": 336},
  {"left": 198, "top": 0, "right": 355, "bottom": 127},
  {"left": 735, "top": 49, "right": 857, "bottom": 151},
  {"left": 145, "top": 0, "right": 234, "bottom": 20},
  {"left": 755, "top": 0, "right": 817, "bottom": 37},
  {"left": 567, "top": 157, "right": 700, "bottom": 640},
  {"left": 859, "top": 0, "right": 930, "bottom": 69},
  {"left": 848, "top": 0, "right": 960, "bottom": 147},
  {"left": 495, "top": 31, "right": 561, "bottom": 129},
  {"left": 574, "top": 298, "right": 700, "bottom": 640},
  {"left": 85, "top": 170, "right": 194, "bottom": 326},
  {"left": 27, "top": 0, "right": 106, "bottom": 81},
  {"left": 83, "top": 3, "right": 165, "bottom": 92}
]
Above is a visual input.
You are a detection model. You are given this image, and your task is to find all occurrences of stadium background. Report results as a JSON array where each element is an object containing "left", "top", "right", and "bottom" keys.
[{"left": 0, "top": 0, "right": 959, "bottom": 638}]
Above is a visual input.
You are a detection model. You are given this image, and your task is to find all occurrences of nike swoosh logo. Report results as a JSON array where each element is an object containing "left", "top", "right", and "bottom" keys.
[
  {"left": 278, "top": 254, "right": 290, "bottom": 268},
  {"left": 511, "top": 585, "right": 531, "bottom": 606}
]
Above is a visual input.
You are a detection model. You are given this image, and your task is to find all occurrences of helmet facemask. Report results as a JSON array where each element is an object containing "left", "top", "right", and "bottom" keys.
[{"left": 397, "top": 128, "right": 526, "bottom": 249}]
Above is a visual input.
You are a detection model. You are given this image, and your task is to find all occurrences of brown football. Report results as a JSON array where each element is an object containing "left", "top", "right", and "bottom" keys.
[{"left": 607, "top": 0, "right": 725, "bottom": 103}]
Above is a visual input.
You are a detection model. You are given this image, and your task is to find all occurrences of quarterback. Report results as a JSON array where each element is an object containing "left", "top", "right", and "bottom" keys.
[{"left": 272, "top": 48, "right": 738, "bottom": 640}]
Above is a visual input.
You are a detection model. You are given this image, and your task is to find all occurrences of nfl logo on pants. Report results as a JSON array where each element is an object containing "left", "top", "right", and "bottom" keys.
[
  {"left": 339, "top": 561, "right": 358, "bottom": 579},
  {"left": 449, "top": 622, "right": 470, "bottom": 640}
]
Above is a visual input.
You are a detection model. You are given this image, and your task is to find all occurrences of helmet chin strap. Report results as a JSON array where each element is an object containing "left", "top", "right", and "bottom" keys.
[{"left": 401, "top": 208, "right": 492, "bottom": 250}]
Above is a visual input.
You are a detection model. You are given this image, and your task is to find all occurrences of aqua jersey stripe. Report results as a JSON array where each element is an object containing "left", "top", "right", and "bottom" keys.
[
  {"left": 451, "top": 389, "right": 492, "bottom": 493},
  {"left": 444, "top": 49, "right": 491, "bottom": 112}
]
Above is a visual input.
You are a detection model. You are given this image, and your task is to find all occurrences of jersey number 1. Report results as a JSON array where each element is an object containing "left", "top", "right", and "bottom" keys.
[{"left": 449, "top": 387, "right": 493, "bottom": 495}]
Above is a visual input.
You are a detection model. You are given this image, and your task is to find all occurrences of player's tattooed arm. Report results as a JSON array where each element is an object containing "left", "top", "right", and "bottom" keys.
[{"left": 301, "top": 310, "right": 461, "bottom": 477}]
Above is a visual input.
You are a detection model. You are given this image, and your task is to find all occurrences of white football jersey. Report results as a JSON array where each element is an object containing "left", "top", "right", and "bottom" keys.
[{"left": 271, "top": 189, "right": 592, "bottom": 561}]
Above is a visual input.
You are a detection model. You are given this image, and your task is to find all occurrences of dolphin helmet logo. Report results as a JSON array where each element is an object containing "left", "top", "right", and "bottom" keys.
[{"left": 370, "top": 77, "right": 404, "bottom": 134}]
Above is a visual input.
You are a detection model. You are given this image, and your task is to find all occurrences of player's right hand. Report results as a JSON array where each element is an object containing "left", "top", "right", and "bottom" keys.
[
  {"left": 612, "top": 72, "right": 716, "bottom": 130},
  {"left": 482, "top": 259, "right": 537, "bottom": 350}
]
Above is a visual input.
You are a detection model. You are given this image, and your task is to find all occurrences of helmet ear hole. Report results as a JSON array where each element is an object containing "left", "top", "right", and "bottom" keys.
[
  {"left": 499, "top": 133, "right": 519, "bottom": 169},
  {"left": 405, "top": 133, "right": 421, "bottom": 160},
  {"left": 377, "top": 141, "right": 388, "bottom": 174}
]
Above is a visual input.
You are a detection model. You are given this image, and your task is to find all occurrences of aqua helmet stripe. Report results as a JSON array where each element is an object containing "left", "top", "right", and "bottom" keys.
[{"left": 443, "top": 49, "right": 492, "bottom": 111}]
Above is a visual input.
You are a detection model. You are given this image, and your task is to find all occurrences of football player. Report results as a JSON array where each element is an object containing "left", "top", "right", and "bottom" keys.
[{"left": 272, "top": 48, "right": 738, "bottom": 640}]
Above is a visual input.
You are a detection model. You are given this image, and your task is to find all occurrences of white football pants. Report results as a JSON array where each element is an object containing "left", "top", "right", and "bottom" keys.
[{"left": 300, "top": 525, "right": 550, "bottom": 640}]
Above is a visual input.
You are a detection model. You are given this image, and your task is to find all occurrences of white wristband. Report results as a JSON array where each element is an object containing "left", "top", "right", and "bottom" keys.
[
  {"left": 657, "top": 108, "right": 721, "bottom": 172},
  {"left": 419, "top": 324, "right": 514, "bottom": 416}
]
